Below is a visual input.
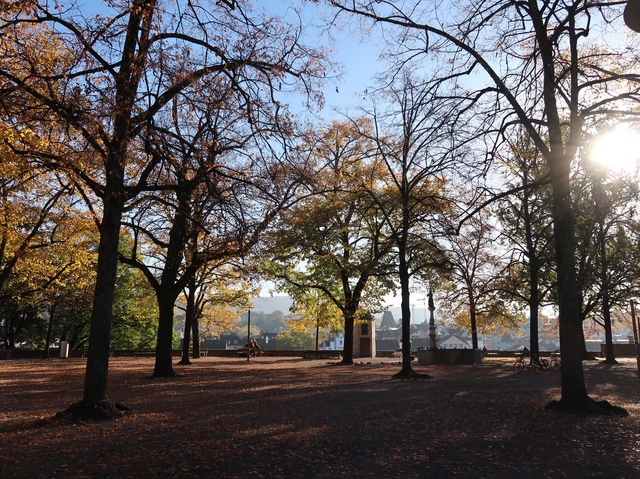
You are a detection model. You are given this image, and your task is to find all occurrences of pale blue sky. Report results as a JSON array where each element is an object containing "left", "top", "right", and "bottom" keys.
[{"left": 266, "top": 0, "right": 386, "bottom": 119}]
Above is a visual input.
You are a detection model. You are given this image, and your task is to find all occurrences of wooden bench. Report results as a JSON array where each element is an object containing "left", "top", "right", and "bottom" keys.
[
  {"left": 0, "top": 349, "right": 11, "bottom": 360},
  {"left": 237, "top": 348, "right": 264, "bottom": 358}
]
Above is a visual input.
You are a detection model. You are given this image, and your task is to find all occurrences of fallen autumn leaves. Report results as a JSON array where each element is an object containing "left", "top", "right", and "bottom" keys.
[{"left": 1, "top": 357, "right": 639, "bottom": 478}]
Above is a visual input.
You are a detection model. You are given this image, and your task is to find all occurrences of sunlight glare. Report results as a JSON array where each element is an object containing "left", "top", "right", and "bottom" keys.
[{"left": 590, "top": 129, "right": 640, "bottom": 174}]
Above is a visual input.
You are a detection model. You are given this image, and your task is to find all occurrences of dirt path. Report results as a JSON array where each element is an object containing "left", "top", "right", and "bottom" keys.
[{"left": 1, "top": 357, "right": 639, "bottom": 478}]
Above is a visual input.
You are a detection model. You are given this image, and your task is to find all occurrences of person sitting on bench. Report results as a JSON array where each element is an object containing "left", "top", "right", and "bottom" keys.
[{"left": 247, "top": 338, "right": 262, "bottom": 357}]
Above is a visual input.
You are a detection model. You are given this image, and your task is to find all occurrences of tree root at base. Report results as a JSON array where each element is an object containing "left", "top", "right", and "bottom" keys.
[
  {"left": 60, "top": 399, "right": 131, "bottom": 423},
  {"left": 545, "top": 396, "right": 628, "bottom": 416},
  {"left": 393, "top": 369, "right": 433, "bottom": 380}
]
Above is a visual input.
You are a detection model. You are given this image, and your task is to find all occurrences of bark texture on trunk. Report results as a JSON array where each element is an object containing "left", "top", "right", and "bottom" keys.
[
  {"left": 468, "top": 292, "right": 479, "bottom": 351},
  {"left": 154, "top": 294, "right": 178, "bottom": 377},
  {"left": 544, "top": 157, "right": 625, "bottom": 415},
  {"left": 393, "top": 249, "right": 431, "bottom": 380},
  {"left": 179, "top": 285, "right": 196, "bottom": 365},
  {"left": 67, "top": 196, "right": 130, "bottom": 420},
  {"left": 599, "top": 225, "right": 616, "bottom": 364},
  {"left": 191, "top": 313, "right": 200, "bottom": 358},
  {"left": 339, "top": 309, "right": 355, "bottom": 365}
]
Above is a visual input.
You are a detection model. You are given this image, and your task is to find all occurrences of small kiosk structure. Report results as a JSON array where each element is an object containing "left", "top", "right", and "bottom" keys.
[{"left": 353, "top": 313, "right": 376, "bottom": 358}]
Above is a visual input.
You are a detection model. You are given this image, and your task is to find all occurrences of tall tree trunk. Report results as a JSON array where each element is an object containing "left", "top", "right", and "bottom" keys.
[
  {"left": 529, "top": 257, "right": 540, "bottom": 361},
  {"left": 398, "top": 256, "right": 413, "bottom": 376},
  {"left": 393, "top": 239, "right": 430, "bottom": 379},
  {"left": 599, "top": 224, "right": 617, "bottom": 364},
  {"left": 66, "top": 195, "right": 129, "bottom": 420},
  {"left": 153, "top": 190, "right": 189, "bottom": 377},
  {"left": 63, "top": 0, "right": 156, "bottom": 420},
  {"left": 529, "top": 0, "right": 624, "bottom": 414},
  {"left": 191, "top": 308, "right": 200, "bottom": 358},
  {"left": 154, "top": 293, "right": 178, "bottom": 377},
  {"left": 468, "top": 292, "right": 479, "bottom": 350},
  {"left": 179, "top": 283, "right": 196, "bottom": 365},
  {"left": 523, "top": 167, "right": 541, "bottom": 361},
  {"left": 602, "top": 289, "right": 616, "bottom": 364},
  {"left": 547, "top": 154, "right": 589, "bottom": 408},
  {"left": 545, "top": 153, "right": 623, "bottom": 413},
  {"left": 340, "top": 307, "right": 355, "bottom": 365}
]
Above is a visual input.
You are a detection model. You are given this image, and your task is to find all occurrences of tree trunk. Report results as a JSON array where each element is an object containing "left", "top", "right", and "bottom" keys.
[
  {"left": 529, "top": 257, "right": 540, "bottom": 361},
  {"left": 154, "top": 293, "right": 178, "bottom": 377},
  {"left": 180, "top": 318, "right": 192, "bottom": 365},
  {"left": 546, "top": 153, "right": 588, "bottom": 405},
  {"left": 152, "top": 189, "right": 190, "bottom": 377},
  {"left": 468, "top": 293, "right": 479, "bottom": 351},
  {"left": 191, "top": 309, "right": 200, "bottom": 358},
  {"left": 392, "top": 241, "right": 431, "bottom": 379},
  {"left": 528, "top": 0, "right": 625, "bottom": 415},
  {"left": 316, "top": 322, "right": 319, "bottom": 352},
  {"left": 65, "top": 197, "right": 130, "bottom": 420},
  {"left": 179, "top": 284, "right": 196, "bottom": 365},
  {"left": 61, "top": 0, "right": 157, "bottom": 420},
  {"left": 599, "top": 224, "right": 616, "bottom": 364},
  {"left": 340, "top": 308, "right": 355, "bottom": 365},
  {"left": 602, "top": 289, "right": 616, "bottom": 364},
  {"left": 522, "top": 167, "right": 540, "bottom": 361},
  {"left": 399, "top": 259, "right": 413, "bottom": 376},
  {"left": 544, "top": 153, "right": 624, "bottom": 414}
]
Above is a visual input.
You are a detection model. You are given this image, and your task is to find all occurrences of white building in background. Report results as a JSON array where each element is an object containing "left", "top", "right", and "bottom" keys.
[
  {"left": 440, "top": 333, "right": 472, "bottom": 349},
  {"left": 319, "top": 333, "right": 344, "bottom": 351}
]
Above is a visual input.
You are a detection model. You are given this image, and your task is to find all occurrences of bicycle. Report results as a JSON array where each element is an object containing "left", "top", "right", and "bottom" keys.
[
  {"left": 513, "top": 353, "right": 549, "bottom": 374},
  {"left": 549, "top": 351, "right": 561, "bottom": 371}
]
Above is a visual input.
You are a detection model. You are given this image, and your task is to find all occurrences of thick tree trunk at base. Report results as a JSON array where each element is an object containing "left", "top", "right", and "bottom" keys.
[
  {"left": 602, "top": 299, "right": 617, "bottom": 364},
  {"left": 81, "top": 197, "right": 124, "bottom": 410},
  {"left": 398, "top": 249, "right": 414, "bottom": 377},
  {"left": 547, "top": 152, "right": 624, "bottom": 414},
  {"left": 179, "top": 287, "right": 194, "bottom": 366},
  {"left": 191, "top": 317, "right": 200, "bottom": 358},
  {"left": 546, "top": 397, "right": 628, "bottom": 416},
  {"left": 340, "top": 310, "right": 355, "bottom": 364},
  {"left": 62, "top": 398, "right": 131, "bottom": 422},
  {"left": 392, "top": 369, "right": 433, "bottom": 380},
  {"left": 154, "top": 295, "right": 178, "bottom": 377}
]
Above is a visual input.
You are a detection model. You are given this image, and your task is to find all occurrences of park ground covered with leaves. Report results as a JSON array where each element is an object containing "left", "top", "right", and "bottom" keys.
[{"left": 1, "top": 357, "right": 639, "bottom": 478}]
